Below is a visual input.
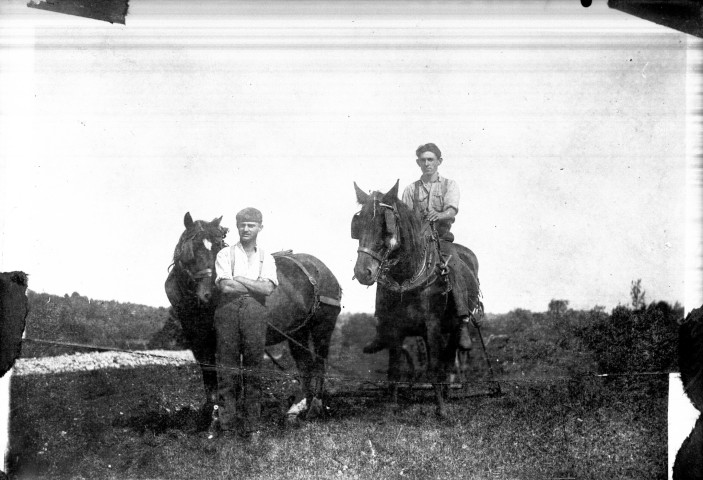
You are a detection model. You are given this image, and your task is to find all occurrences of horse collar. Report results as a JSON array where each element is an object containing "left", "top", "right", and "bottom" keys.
[{"left": 377, "top": 239, "right": 441, "bottom": 294}]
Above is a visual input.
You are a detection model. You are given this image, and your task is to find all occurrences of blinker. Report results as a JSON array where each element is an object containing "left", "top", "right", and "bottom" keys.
[
  {"left": 383, "top": 207, "right": 399, "bottom": 249},
  {"left": 351, "top": 213, "right": 361, "bottom": 240}
]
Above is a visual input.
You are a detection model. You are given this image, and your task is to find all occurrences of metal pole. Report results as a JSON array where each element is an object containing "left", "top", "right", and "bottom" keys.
[{"left": 471, "top": 310, "right": 502, "bottom": 396}]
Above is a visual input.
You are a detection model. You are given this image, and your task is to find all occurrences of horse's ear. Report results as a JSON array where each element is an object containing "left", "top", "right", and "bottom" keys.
[
  {"left": 184, "top": 212, "right": 194, "bottom": 230},
  {"left": 382, "top": 180, "right": 400, "bottom": 203},
  {"left": 354, "top": 182, "right": 370, "bottom": 204},
  {"left": 211, "top": 216, "right": 223, "bottom": 227}
]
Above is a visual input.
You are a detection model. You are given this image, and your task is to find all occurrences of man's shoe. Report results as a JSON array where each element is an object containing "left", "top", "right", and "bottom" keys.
[
  {"left": 363, "top": 337, "right": 387, "bottom": 354},
  {"left": 459, "top": 320, "right": 472, "bottom": 350}
]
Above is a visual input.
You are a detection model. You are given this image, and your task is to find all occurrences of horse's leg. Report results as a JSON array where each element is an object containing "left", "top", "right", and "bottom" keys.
[
  {"left": 307, "top": 305, "right": 339, "bottom": 413},
  {"left": 288, "top": 331, "right": 322, "bottom": 419},
  {"left": 178, "top": 309, "right": 218, "bottom": 426},
  {"left": 188, "top": 312, "right": 218, "bottom": 404},
  {"left": 387, "top": 337, "right": 404, "bottom": 405},
  {"left": 425, "top": 318, "right": 449, "bottom": 418},
  {"left": 191, "top": 328, "right": 218, "bottom": 405},
  {"left": 456, "top": 348, "right": 470, "bottom": 390}
]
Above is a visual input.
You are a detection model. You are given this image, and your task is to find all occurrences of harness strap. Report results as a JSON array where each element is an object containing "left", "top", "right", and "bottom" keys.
[
  {"left": 259, "top": 248, "right": 264, "bottom": 278},
  {"left": 376, "top": 242, "right": 445, "bottom": 295},
  {"left": 274, "top": 252, "right": 318, "bottom": 291},
  {"left": 318, "top": 295, "right": 341, "bottom": 307},
  {"left": 357, "top": 246, "right": 387, "bottom": 263},
  {"left": 271, "top": 251, "right": 342, "bottom": 335}
]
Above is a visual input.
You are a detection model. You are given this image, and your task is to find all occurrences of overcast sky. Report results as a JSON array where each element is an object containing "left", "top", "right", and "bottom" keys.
[{"left": 0, "top": 0, "right": 697, "bottom": 314}]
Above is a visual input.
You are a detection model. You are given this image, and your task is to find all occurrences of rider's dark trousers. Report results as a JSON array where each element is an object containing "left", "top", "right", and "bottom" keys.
[{"left": 214, "top": 294, "right": 267, "bottom": 433}]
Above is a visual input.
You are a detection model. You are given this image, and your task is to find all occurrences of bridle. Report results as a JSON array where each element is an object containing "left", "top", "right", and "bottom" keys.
[
  {"left": 355, "top": 200, "right": 400, "bottom": 282},
  {"left": 174, "top": 225, "right": 227, "bottom": 288},
  {"left": 179, "top": 264, "right": 214, "bottom": 282},
  {"left": 354, "top": 199, "right": 442, "bottom": 293}
]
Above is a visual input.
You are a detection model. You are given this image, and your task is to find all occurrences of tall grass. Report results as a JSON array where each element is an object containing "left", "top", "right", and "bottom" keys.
[{"left": 10, "top": 291, "right": 682, "bottom": 479}]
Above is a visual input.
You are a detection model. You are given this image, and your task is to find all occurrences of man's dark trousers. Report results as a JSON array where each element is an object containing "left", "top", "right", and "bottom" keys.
[{"left": 214, "top": 293, "right": 268, "bottom": 434}]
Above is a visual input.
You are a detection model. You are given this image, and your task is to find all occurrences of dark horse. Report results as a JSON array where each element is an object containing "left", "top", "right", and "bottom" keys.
[
  {"left": 351, "top": 181, "right": 481, "bottom": 417},
  {"left": 1, "top": 271, "right": 29, "bottom": 378},
  {"left": 165, "top": 212, "right": 342, "bottom": 417}
]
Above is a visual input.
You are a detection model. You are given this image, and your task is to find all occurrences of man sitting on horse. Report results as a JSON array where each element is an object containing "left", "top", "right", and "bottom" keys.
[
  {"left": 363, "top": 143, "right": 477, "bottom": 353},
  {"left": 213, "top": 207, "right": 278, "bottom": 438}
]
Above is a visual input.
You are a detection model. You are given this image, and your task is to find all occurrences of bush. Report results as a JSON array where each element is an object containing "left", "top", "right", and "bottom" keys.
[
  {"left": 147, "top": 308, "right": 186, "bottom": 350},
  {"left": 23, "top": 291, "right": 169, "bottom": 357},
  {"left": 478, "top": 308, "right": 597, "bottom": 378},
  {"left": 339, "top": 313, "right": 376, "bottom": 349},
  {"left": 575, "top": 301, "right": 682, "bottom": 374}
]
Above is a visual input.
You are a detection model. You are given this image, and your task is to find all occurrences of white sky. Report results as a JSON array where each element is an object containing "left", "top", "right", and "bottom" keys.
[{"left": 0, "top": 0, "right": 697, "bottom": 314}]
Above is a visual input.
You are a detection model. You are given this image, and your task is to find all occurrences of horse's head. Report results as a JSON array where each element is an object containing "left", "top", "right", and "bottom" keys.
[
  {"left": 173, "top": 212, "right": 228, "bottom": 303},
  {"left": 351, "top": 180, "right": 404, "bottom": 286}
]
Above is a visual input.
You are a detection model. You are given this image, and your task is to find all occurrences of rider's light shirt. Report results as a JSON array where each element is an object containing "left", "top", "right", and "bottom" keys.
[
  {"left": 215, "top": 242, "right": 279, "bottom": 286},
  {"left": 401, "top": 175, "right": 460, "bottom": 223}
]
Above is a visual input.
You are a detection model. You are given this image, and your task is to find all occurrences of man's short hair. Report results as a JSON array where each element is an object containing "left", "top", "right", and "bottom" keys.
[
  {"left": 416, "top": 143, "right": 442, "bottom": 159},
  {"left": 236, "top": 207, "right": 263, "bottom": 225}
]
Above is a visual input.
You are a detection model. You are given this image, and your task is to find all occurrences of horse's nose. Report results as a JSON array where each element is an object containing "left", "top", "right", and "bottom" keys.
[{"left": 353, "top": 265, "right": 375, "bottom": 285}]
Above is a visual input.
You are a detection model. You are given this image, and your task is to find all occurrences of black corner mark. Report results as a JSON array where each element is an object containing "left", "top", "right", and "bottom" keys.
[
  {"left": 608, "top": 0, "right": 703, "bottom": 38},
  {"left": 27, "top": 0, "right": 128, "bottom": 25},
  {"left": 673, "top": 306, "right": 703, "bottom": 479}
]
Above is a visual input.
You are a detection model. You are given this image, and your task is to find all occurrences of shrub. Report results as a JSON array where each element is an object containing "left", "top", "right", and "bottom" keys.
[
  {"left": 147, "top": 308, "right": 187, "bottom": 350},
  {"left": 575, "top": 301, "right": 682, "bottom": 374},
  {"left": 548, "top": 299, "right": 569, "bottom": 318},
  {"left": 339, "top": 313, "right": 376, "bottom": 349},
  {"left": 630, "top": 279, "right": 647, "bottom": 310},
  {"left": 23, "top": 291, "right": 169, "bottom": 357}
]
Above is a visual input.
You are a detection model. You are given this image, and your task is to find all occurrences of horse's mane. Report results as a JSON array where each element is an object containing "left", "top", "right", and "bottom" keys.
[
  {"left": 392, "top": 197, "right": 424, "bottom": 259},
  {"left": 172, "top": 220, "right": 228, "bottom": 264}
]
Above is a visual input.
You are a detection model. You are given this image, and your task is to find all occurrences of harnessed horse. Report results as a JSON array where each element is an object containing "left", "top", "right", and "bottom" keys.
[
  {"left": 351, "top": 181, "right": 482, "bottom": 417},
  {"left": 165, "top": 213, "right": 227, "bottom": 409},
  {"left": 165, "top": 212, "right": 342, "bottom": 419}
]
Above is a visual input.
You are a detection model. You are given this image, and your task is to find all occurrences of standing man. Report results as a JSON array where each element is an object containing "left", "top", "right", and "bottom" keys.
[
  {"left": 213, "top": 207, "right": 278, "bottom": 438},
  {"left": 363, "top": 143, "right": 476, "bottom": 353}
]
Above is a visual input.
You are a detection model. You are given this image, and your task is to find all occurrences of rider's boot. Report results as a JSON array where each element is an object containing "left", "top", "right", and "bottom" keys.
[{"left": 363, "top": 335, "right": 388, "bottom": 354}]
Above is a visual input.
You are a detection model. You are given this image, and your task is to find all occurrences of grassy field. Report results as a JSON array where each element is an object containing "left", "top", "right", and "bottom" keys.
[{"left": 9, "top": 313, "right": 671, "bottom": 480}]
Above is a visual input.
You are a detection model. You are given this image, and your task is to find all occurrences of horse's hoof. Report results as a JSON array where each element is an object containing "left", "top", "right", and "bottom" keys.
[
  {"left": 435, "top": 408, "right": 447, "bottom": 419},
  {"left": 285, "top": 414, "right": 302, "bottom": 428},
  {"left": 306, "top": 397, "right": 324, "bottom": 419},
  {"left": 488, "top": 381, "right": 503, "bottom": 397},
  {"left": 205, "top": 417, "right": 221, "bottom": 440}
]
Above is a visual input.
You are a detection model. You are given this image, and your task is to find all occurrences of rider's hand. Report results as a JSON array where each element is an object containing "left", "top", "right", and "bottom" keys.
[
  {"left": 425, "top": 210, "right": 441, "bottom": 222},
  {"left": 470, "top": 316, "right": 482, "bottom": 328}
]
